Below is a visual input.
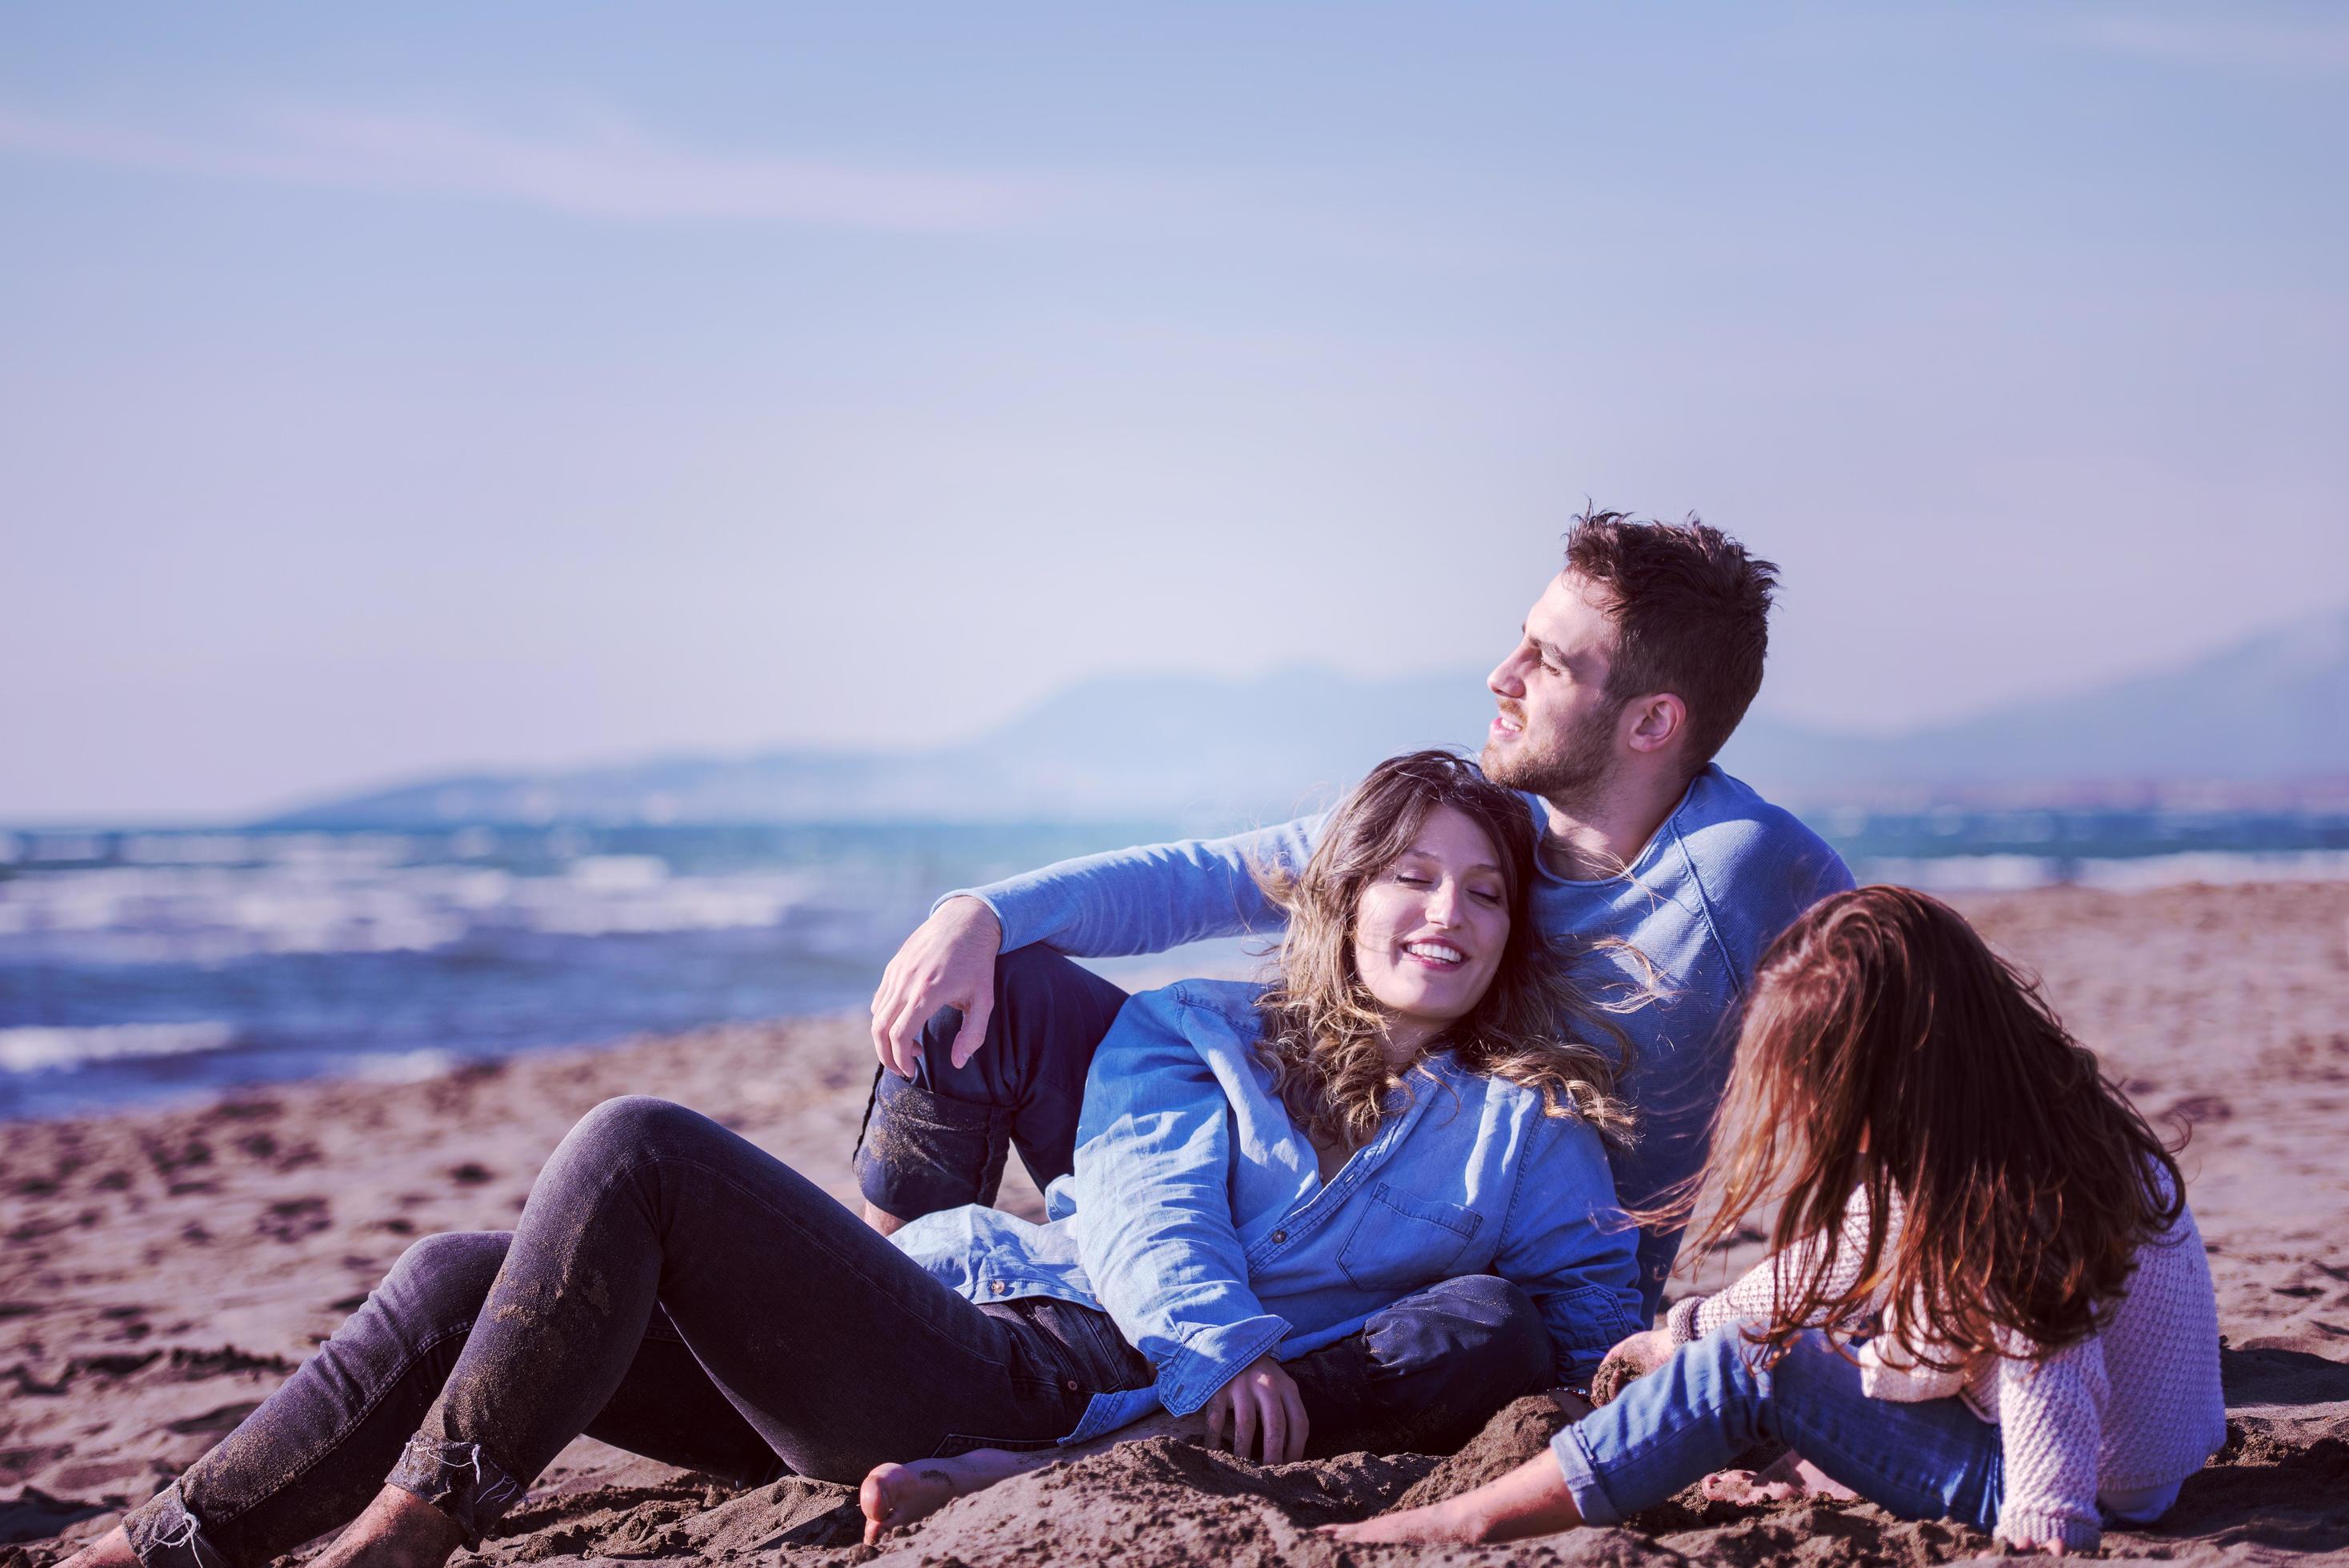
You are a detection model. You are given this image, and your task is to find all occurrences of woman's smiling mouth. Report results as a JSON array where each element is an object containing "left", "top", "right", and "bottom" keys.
[{"left": 1401, "top": 940, "right": 1467, "bottom": 969}]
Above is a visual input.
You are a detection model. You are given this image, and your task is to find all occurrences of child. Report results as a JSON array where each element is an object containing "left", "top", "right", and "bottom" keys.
[{"left": 1331, "top": 885, "right": 2226, "bottom": 1557}]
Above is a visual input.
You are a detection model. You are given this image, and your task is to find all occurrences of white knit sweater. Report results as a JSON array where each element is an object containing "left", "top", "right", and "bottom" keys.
[{"left": 1663, "top": 1187, "right": 2227, "bottom": 1551}]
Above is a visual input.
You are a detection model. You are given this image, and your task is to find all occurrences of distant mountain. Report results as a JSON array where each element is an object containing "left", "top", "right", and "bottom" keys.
[
  {"left": 263, "top": 667, "right": 1495, "bottom": 828},
  {"left": 1719, "top": 605, "right": 2349, "bottom": 798},
  {"left": 263, "top": 606, "right": 2349, "bottom": 827}
]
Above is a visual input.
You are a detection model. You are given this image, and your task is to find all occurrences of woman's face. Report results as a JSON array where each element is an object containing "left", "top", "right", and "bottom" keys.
[{"left": 1351, "top": 803, "right": 1512, "bottom": 1037}]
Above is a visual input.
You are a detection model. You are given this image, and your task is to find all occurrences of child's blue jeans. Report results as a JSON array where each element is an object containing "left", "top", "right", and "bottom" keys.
[{"left": 1553, "top": 1326, "right": 2007, "bottom": 1530}]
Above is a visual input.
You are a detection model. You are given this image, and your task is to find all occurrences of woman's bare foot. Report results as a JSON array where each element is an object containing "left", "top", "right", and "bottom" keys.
[
  {"left": 858, "top": 1407, "right": 1218, "bottom": 1544},
  {"left": 860, "top": 1449, "right": 1045, "bottom": 1543},
  {"left": 54, "top": 1525, "right": 137, "bottom": 1568},
  {"left": 308, "top": 1485, "right": 467, "bottom": 1568},
  {"left": 1699, "top": 1450, "right": 1858, "bottom": 1506}
]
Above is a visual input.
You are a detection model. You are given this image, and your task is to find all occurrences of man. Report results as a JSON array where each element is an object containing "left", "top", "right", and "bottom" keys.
[{"left": 855, "top": 510, "right": 1851, "bottom": 1318}]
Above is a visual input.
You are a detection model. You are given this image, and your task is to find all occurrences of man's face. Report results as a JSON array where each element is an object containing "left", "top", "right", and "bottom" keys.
[{"left": 1480, "top": 571, "right": 1625, "bottom": 804}]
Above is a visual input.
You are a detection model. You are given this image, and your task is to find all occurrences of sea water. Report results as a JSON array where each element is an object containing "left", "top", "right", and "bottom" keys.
[{"left": 2, "top": 810, "right": 2344, "bottom": 1118}]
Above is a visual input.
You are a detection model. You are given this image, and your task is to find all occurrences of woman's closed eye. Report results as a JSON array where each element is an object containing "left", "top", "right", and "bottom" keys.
[{"left": 1392, "top": 870, "right": 1501, "bottom": 904}]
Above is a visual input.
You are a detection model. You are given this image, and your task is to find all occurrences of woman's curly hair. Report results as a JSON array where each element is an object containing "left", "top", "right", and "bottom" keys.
[{"left": 1251, "top": 749, "right": 1638, "bottom": 1154}]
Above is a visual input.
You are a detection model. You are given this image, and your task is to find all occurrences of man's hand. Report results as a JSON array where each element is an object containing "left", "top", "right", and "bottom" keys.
[
  {"left": 1203, "top": 1354, "right": 1307, "bottom": 1466},
  {"left": 870, "top": 898, "right": 1003, "bottom": 1078}
]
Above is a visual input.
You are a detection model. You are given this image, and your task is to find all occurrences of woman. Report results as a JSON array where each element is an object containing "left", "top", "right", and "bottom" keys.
[
  {"left": 70, "top": 750, "right": 1641, "bottom": 1568},
  {"left": 1333, "top": 886, "right": 2226, "bottom": 1556}
]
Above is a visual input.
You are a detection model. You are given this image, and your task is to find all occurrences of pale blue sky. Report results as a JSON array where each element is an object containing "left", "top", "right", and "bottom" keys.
[{"left": 4, "top": 3, "right": 2344, "bottom": 821}]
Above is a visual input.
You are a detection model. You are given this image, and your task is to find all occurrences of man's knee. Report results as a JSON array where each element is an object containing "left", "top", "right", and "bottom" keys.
[
  {"left": 859, "top": 948, "right": 1122, "bottom": 1221},
  {"left": 910, "top": 944, "right": 1070, "bottom": 1058},
  {"left": 925, "top": 946, "right": 1124, "bottom": 1089},
  {"left": 994, "top": 942, "right": 1084, "bottom": 1002},
  {"left": 1367, "top": 1275, "right": 1552, "bottom": 1403}
]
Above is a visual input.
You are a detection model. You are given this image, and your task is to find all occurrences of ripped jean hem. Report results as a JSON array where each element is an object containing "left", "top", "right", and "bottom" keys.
[
  {"left": 385, "top": 1433, "right": 526, "bottom": 1547},
  {"left": 122, "top": 1479, "right": 233, "bottom": 1568}
]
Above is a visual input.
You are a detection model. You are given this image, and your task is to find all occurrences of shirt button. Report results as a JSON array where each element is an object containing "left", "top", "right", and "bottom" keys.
[
  {"left": 1066, "top": 1378, "right": 1080, "bottom": 1391},
  {"left": 990, "top": 1280, "right": 1007, "bottom": 1294},
  {"left": 1271, "top": 1229, "right": 1287, "bottom": 1243}
]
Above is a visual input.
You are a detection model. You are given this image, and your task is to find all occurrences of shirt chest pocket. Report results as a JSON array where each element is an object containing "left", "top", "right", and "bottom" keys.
[{"left": 1336, "top": 1182, "right": 1483, "bottom": 1294}]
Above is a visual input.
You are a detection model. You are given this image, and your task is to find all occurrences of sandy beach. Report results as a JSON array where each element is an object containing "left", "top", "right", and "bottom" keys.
[{"left": 4, "top": 879, "right": 2346, "bottom": 1567}]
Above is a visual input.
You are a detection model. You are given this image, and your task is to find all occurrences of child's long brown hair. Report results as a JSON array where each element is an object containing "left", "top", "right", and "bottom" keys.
[{"left": 1675, "top": 885, "right": 2185, "bottom": 1362}]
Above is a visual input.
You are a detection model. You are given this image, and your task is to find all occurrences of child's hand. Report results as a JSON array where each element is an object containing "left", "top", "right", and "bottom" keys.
[
  {"left": 1609, "top": 1328, "right": 1674, "bottom": 1374},
  {"left": 1590, "top": 1328, "right": 1673, "bottom": 1405}
]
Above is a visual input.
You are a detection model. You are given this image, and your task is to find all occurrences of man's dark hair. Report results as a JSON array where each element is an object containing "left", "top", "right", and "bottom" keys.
[{"left": 1564, "top": 509, "right": 1778, "bottom": 770}]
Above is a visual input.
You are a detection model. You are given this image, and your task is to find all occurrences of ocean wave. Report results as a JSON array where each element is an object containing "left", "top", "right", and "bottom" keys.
[
  {"left": 0, "top": 1021, "right": 239, "bottom": 1074},
  {"left": 0, "top": 860, "right": 813, "bottom": 961},
  {"left": 352, "top": 1048, "right": 462, "bottom": 1083}
]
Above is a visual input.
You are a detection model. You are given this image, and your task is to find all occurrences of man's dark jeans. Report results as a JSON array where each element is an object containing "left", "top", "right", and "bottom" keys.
[
  {"left": 122, "top": 1093, "right": 1551, "bottom": 1568},
  {"left": 855, "top": 946, "right": 1132, "bottom": 1218}
]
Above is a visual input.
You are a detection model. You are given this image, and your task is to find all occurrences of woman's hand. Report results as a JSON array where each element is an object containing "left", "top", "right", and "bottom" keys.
[{"left": 1204, "top": 1354, "right": 1308, "bottom": 1466}]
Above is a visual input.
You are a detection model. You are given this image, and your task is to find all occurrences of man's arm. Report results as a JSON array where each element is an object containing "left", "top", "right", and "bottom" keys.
[
  {"left": 870, "top": 817, "right": 1320, "bottom": 1074},
  {"left": 953, "top": 817, "right": 1321, "bottom": 957}
]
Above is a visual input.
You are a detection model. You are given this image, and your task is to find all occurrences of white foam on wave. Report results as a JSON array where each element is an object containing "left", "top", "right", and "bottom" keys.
[
  {"left": 353, "top": 1048, "right": 461, "bottom": 1083},
  {"left": 0, "top": 858, "right": 811, "bottom": 962},
  {"left": 0, "top": 1021, "right": 238, "bottom": 1074}
]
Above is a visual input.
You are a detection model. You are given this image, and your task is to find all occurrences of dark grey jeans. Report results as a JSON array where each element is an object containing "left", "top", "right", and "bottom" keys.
[
  {"left": 123, "top": 1094, "right": 1553, "bottom": 1568},
  {"left": 122, "top": 1096, "right": 1151, "bottom": 1567}
]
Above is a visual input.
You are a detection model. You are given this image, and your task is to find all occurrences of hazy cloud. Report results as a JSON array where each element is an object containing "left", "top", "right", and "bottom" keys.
[
  {"left": 0, "top": 102, "right": 1054, "bottom": 230},
  {"left": 2061, "top": 14, "right": 2349, "bottom": 74}
]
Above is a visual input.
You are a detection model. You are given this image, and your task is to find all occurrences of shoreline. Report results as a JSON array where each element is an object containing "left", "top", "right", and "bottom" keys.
[{"left": 4, "top": 880, "right": 2346, "bottom": 1566}]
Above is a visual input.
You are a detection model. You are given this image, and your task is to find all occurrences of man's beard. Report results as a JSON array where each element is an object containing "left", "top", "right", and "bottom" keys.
[{"left": 1480, "top": 698, "right": 1620, "bottom": 809}]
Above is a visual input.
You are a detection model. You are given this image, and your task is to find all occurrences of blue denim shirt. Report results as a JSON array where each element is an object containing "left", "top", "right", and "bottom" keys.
[
  {"left": 892, "top": 978, "right": 1643, "bottom": 1441},
  {"left": 942, "top": 765, "right": 1852, "bottom": 1314}
]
